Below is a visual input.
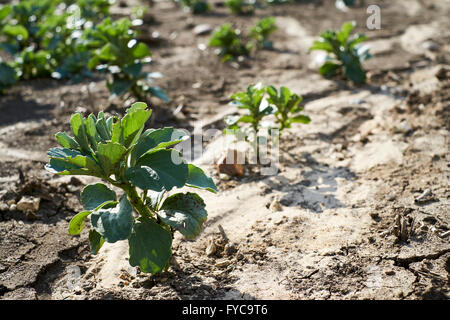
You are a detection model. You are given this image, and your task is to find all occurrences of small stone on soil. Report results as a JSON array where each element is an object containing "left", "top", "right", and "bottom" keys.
[
  {"left": 193, "top": 24, "right": 213, "bottom": 36},
  {"left": 16, "top": 196, "right": 40, "bottom": 213},
  {"left": 215, "top": 259, "right": 230, "bottom": 268},
  {"left": 385, "top": 270, "right": 396, "bottom": 276}
]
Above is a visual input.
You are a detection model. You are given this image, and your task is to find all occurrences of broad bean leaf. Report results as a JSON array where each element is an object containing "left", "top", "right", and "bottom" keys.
[
  {"left": 55, "top": 132, "right": 80, "bottom": 150},
  {"left": 68, "top": 211, "right": 91, "bottom": 236},
  {"left": 186, "top": 164, "right": 217, "bottom": 193},
  {"left": 158, "top": 192, "right": 207, "bottom": 239},
  {"left": 96, "top": 142, "right": 127, "bottom": 176},
  {"left": 89, "top": 229, "right": 105, "bottom": 255},
  {"left": 70, "top": 113, "right": 92, "bottom": 154},
  {"left": 319, "top": 61, "right": 340, "bottom": 78},
  {"left": 121, "top": 108, "right": 152, "bottom": 148},
  {"left": 147, "top": 86, "right": 170, "bottom": 103},
  {"left": 128, "top": 217, "right": 172, "bottom": 274},
  {"left": 81, "top": 183, "right": 117, "bottom": 211},
  {"left": 132, "top": 127, "right": 188, "bottom": 162},
  {"left": 91, "top": 195, "right": 134, "bottom": 243},
  {"left": 130, "top": 149, "right": 188, "bottom": 191}
]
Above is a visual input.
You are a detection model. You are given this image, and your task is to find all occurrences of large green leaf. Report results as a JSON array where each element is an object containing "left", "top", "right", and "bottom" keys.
[
  {"left": 121, "top": 108, "right": 152, "bottom": 148},
  {"left": 349, "top": 34, "right": 369, "bottom": 49},
  {"left": 70, "top": 113, "right": 92, "bottom": 154},
  {"left": 81, "top": 183, "right": 117, "bottom": 211},
  {"left": 68, "top": 211, "right": 91, "bottom": 236},
  {"left": 309, "top": 40, "right": 333, "bottom": 52},
  {"left": 345, "top": 62, "right": 366, "bottom": 84},
  {"left": 127, "top": 102, "right": 147, "bottom": 113},
  {"left": 186, "top": 164, "right": 217, "bottom": 193},
  {"left": 337, "top": 21, "right": 355, "bottom": 44},
  {"left": 89, "top": 229, "right": 105, "bottom": 255},
  {"left": 45, "top": 158, "right": 91, "bottom": 176},
  {"left": 95, "top": 113, "right": 111, "bottom": 141},
  {"left": 319, "top": 61, "right": 340, "bottom": 78},
  {"left": 91, "top": 195, "right": 134, "bottom": 243},
  {"left": 289, "top": 115, "right": 311, "bottom": 124},
  {"left": 96, "top": 142, "right": 127, "bottom": 176},
  {"left": 147, "top": 86, "right": 169, "bottom": 102},
  {"left": 55, "top": 132, "right": 80, "bottom": 149},
  {"left": 2, "top": 24, "right": 28, "bottom": 40},
  {"left": 132, "top": 43, "right": 151, "bottom": 59},
  {"left": 134, "top": 149, "right": 188, "bottom": 191},
  {"left": 125, "top": 166, "right": 163, "bottom": 191},
  {"left": 111, "top": 118, "right": 123, "bottom": 144},
  {"left": 237, "top": 115, "right": 254, "bottom": 123},
  {"left": 0, "top": 62, "right": 18, "bottom": 91},
  {"left": 128, "top": 217, "right": 172, "bottom": 274},
  {"left": 133, "top": 127, "right": 188, "bottom": 161},
  {"left": 108, "top": 78, "right": 135, "bottom": 97},
  {"left": 97, "top": 43, "right": 115, "bottom": 61},
  {"left": 85, "top": 115, "right": 100, "bottom": 151},
  {"left": 48, "top": 147, "right": 99, "bottom": 171},
  {"left": 0, "top": 5, "right": 12, "bottom": 21},
  {"left": 158, "top": 192, "right": 207, "bottom": 239},
  {"left": 123, "top": 63, "right": 143, "bottom": 78}
]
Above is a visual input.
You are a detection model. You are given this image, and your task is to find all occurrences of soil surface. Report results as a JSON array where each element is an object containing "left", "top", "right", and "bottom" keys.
[{"left": 0, "top": 0, "right": 449, "bottom": 300}]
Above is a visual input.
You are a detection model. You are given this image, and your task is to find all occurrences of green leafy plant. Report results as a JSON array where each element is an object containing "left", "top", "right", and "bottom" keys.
[
  {"left": 225, "top": 0, "right": 255, "bottom": 15},
  {"left": 209, "top": 23, "right": 250, "bottom": 62},
  {"left": 225, "top": 85, "right": 311, "bottom": 158},
  {"left": 225, "top": 84, "right": 274, "bottom": 158},
  {"left": 266, "top": 0, "right": 291, "bottom": 5},
  {"left": 335, "top": 0, "right": 356, "bottom": 11},
  {"left": 249, "top": 16, "right": 277, "bottom": 49},
  {"left": 84, "top": 17, "right": 169, "bottom": 102},
  {"left": 72, "top": 0, "right": 115, "bottom": 21},
  {"left": 14, "top": 48, "right": 55, "bottom": 79},
  {"left": 209, "top": 18, "right": 277, "bottom": 63},
  {"left": 176, "top": 0, "right": 210, "bottom": 14},
  {"left": 309, "top": 21, "right": 371, "bottom": 84},
  {"left": 0, "top": 59, "right": 18, "bottom": 93},
  {"left": 0, "top": 0, "right": 169, "bottom": 100},
  {"left": 45, "top": 102, "right": 217, "bottom": 274},
  {"left": 226, "top": 84, "right": 273, "bottom": 133},
  {"left": 0, "top": 1, "right": 95, "bottom": 83},
  {"left": 266, "top": 86, "right": 310, "bottom": 135}
]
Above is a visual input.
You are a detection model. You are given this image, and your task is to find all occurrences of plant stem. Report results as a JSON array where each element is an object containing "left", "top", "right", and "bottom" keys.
[
  {"left": 125, "top": 185, "right": 154, "bottom": 219},
  {"left": 105, "top": 177, "right": 155, "bottom": 219},
  {"left": 252, "top": 121, "right": 259, "bottom": 164}
]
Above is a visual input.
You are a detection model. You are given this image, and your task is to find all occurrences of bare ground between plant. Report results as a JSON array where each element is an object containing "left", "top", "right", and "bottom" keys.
[{"left": 0, "top": 0, "right": 449, "bottom": 300}]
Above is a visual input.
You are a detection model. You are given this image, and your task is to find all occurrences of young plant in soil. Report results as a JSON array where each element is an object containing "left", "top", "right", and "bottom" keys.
[
  {"left": 225, "top": 0, "right": 255, "bottom": 15},
  {"left": 225, "top": 84, "right": 274, "bottom": 159},
  {"left": 209, "top": 23, "right": 250, "bottom": 62},
  {"left": 85, "top": 18, "right": 169, "bottom": 103},
  {"left": 309, "top": 21, "right": 371, "bottom": 84},
  {"left": 225, "top": 85, "right": 312, "bottom": 162},
  {"left": 249, "top": 16, "right": 277, "bottom": 49},
  {"left": 176, "top": 0, "right": 211, "bottom": 14},
  {"left": 209, "top": 18, "right": 277, "bottom": 62},
  {"left": 45, "top": 102, "right": 217, "bottom": 273},
  {"left": 265, "top": 86, "right": 311, "bottom": 137},
  {"left": 0, "top": 0, "right": 169, "bottom": 100},
  {"left": 0, "top": 0, "right": 111, "bottom": 84}
]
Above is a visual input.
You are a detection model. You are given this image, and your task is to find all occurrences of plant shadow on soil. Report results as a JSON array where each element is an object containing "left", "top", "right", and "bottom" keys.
[
  {"left": 270, "top": 151, "right": 355, "bottom": 213},
  {"left": 0, "top": 97, "right": 54, "bottom": 127},
  {"left": 87, "top": 264, "right": 257, "bottom": 300}
]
